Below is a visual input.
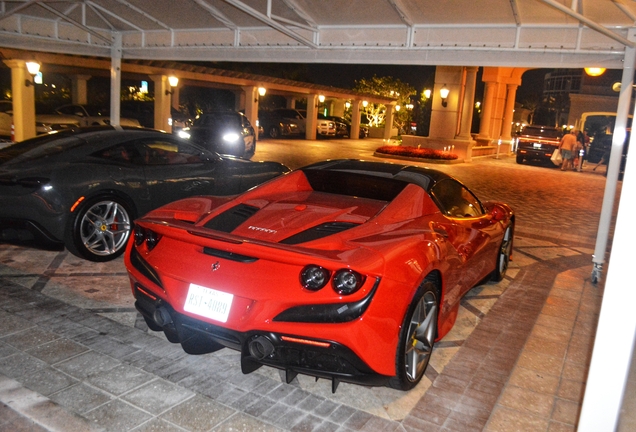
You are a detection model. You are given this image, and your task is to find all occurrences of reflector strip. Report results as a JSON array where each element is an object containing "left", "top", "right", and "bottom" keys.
[
  {"left": 281, "top": 336, "right": 331, "bottom": 348},
  {"left": 70, "top": 196, "right": 85, "bottom": 212},
  {"left": 136, "top": 286, "right": 158, "bottom": 301}
]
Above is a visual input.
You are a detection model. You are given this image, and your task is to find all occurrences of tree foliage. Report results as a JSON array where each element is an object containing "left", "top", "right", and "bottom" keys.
[{"left": 352, "top": 75, "right": 416, "bottom": 131}]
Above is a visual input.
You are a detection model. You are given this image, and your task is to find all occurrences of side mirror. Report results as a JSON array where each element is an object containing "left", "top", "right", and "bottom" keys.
[{"left": 490, "top": 204, "right": 506, "bottom": 221}]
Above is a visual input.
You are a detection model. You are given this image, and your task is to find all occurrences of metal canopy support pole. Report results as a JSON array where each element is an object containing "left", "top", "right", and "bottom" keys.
[
  {"left": 578, "top": 34, "right": 636, "bottom": 432},
  {"left": 591, "top": 28, "right": 636, "bottom": 284},
  {"left": 109, "top": 33, "right": 122, "bottom": 126}
]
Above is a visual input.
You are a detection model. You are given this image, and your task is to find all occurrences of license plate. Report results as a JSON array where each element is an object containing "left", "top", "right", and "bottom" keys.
[
  {"left": 533, "top": 143, "right": 542, "bottom": 149},
  {"left": 184, "top": 283, "right": 233, "bottom": 323}
]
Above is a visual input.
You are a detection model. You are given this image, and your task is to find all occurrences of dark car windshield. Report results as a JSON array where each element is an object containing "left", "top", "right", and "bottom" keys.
[
  {"left": 194, "top": 113, "right": 241, "bottom": 129},
  {"left": 0, "top": 132, "right": 85, "bottom": 165}
]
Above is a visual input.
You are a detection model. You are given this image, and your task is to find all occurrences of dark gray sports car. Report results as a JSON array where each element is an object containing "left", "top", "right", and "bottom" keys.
[{"left": 0, "top": 126, "right": 289, "bottom": 262}]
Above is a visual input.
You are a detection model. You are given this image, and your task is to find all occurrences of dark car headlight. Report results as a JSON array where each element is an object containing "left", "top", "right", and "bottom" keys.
[{"left": 223, "top": 133, "right": 240, "bottom": 143}]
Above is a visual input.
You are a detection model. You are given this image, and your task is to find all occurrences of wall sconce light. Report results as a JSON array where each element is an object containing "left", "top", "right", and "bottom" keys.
[
  {"left": 584, "top": 67, "right": 606, "bottom": 77},
  {"left": 362, "top": 100, "right": 368, "bottom": 108},
  {"left": 345, "top": 101, "right": 351, "bottom": 110},
  {"left": 315, "top": 94, "right": 325, "bottom": 108},
  {"left": 255, "top": 86, "right": 267, "bottom": 103},
  {"left": 165, "top": 76, "right": 179, "bottom": 95},
  {"left": 25, "top": 61, "right": 40, "bottom": 87},
  {"left": 439, "top": 84, "right": 450, "bottom": 108}
]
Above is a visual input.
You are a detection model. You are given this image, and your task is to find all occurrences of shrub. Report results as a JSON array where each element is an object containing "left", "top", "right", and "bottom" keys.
[{"left": 375, "top": 145, "right": 459, "bottom": 160}]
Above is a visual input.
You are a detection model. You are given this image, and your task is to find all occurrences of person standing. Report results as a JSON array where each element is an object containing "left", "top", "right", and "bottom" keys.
[
  {"left": 575, "top": 130, "right": 589, "bottom": 171},
  {"left": 559, "top": 129, "right": 578, "bottom": 171}
]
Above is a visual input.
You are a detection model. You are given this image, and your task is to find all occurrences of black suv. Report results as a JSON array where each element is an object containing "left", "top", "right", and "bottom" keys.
[
  {"left": 515, "top": 125, "right": 562, "bottom": 165},
  {"left": 185, "top": 111, "right": 256, "bottom": 158}
]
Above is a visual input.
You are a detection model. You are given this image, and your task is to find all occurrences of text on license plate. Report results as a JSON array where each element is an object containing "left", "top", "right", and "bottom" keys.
[
  {"left": 533, "top": 143, "right": 542, "bottom": 149},
  {"left": 184, "top": 283, "right": 233, "bottom": 323}
]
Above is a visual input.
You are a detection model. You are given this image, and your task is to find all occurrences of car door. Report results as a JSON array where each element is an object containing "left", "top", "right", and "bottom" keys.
[
  {"left": 135, "top": 137, "right": 224, "bottom": 212},
  {"left": 430, "top": 179, "right": 501, "bottom": 295}
]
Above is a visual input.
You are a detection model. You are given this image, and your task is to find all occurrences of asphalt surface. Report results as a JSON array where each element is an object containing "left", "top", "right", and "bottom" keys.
[{"left": 0, "top": 140, "right": 619, "bottom": 431}]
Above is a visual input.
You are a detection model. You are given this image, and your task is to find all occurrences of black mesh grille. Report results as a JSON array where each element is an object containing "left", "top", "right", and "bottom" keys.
[
  {"left": 280, "top": 222, "right": 359, "bottom": 245},
  {"left": 203, "top": 203, "right": 259, "bottom": 232}
]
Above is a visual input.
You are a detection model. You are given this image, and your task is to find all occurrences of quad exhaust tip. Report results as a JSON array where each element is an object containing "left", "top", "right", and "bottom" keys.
[
  {"left": 153, "top": 307, "right": 173, "bottom": 327},
  {"left": 248, "top": 335, "right": 275, "bottom": 359}
]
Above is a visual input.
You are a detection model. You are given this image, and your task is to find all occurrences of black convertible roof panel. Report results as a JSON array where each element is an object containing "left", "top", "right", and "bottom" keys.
[{"left": 301, "top": 159, "right": 451, "bottom": 192}]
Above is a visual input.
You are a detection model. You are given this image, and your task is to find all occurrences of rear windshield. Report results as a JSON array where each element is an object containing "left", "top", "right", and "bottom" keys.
[
  {"left": 0, "top": 132, "right": 84, "bottom": 165},
  {"left": 520, "top": 127, "right": 562, "bottom": 139},
  {"left": 302, "top": 169, "right": 408, "bottom": 202}
]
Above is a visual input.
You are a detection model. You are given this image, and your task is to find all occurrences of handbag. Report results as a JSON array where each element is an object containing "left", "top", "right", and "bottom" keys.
[{"left": 551, "top": 148, "right": 562, "bottom": 165}]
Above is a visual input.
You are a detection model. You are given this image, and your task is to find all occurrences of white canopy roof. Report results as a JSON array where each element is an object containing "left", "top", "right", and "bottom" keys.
[{"left": 1, "top": 0, "right": 635, "bottom": 68}]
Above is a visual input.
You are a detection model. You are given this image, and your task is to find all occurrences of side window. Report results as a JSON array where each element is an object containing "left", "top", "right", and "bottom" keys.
[
  {"left": 430, "top": 179, "right": 484, "bottom": 218},
  {"left": 93, "top": 143, "right": 140, "bottom": 164},
  {"left": 138, "top": 139, "right": 211, "bottom": 165}
]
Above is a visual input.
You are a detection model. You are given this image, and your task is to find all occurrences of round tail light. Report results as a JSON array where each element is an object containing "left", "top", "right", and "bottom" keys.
[
  {"left": 333, "top": 269, "right": 364, "bottom": 295},
  {"left": 300, "top": 265, "right": 330, "bottom": 291}
]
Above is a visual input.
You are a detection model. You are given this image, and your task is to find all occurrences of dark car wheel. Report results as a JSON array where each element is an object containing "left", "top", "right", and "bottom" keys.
[
  {"left": 516, "top": 154, "right": 524, "bottom": 164},
  {"left": 65, "top": 195, "right": 134, "bottom": 262},
  {"left": 492, "top": 223, "right": 514, "bottom": 282},
  {"left": 268, "top": 126, "right": 281, "bottom": 139},
  {"left": 389, "top": 280, "right": 438, "bottom": 391}
]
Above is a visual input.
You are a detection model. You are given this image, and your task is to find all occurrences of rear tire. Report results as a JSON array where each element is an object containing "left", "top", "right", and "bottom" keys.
[
  {"left": 492, "top": 223, "right": 514, "bottom": 282},
  {"left": 65, "top": 195, "right": 134, "bottom": 262},
  {"left": 516, "top": 154, "right": 524, "bottom": 164},
  {"left": 268, "top": 126, "right": 280, "bottom": 139},
  {"left": 389, "top": 280, "right": 438, "bottom": 390}
]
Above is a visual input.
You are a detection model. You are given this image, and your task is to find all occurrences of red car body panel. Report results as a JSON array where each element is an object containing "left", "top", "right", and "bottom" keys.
[{"left": 125, "top": 160, "right": 514, "bottom": 387}]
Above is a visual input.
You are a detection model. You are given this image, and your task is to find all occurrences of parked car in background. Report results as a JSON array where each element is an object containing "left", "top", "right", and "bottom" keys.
[
  {"left": 259, "top": 108, "right": 305, "bottom": 138},
  {"left": 182, "top": 110, "right": 256, "bottom": 158},
  {"left": 320, "top": 115, "right": 348, "bottom": 137},
  {"left": 322, "top": 115, "right": 369, "bottom": 138},
  {"left": 515, "top": 125, "right": 562, "bottom": 165},
  {"left": 588, "top": 132, "right": 629, "bottom": 179},
  {"left": 120, "top": 101, "right": 154, "bottom": 128},
  {"left": 126, "top": 159, "right": 514, "bottom": 391},
  {"left": 0, "top": 126, "right": 289, "bottom": 262},
  {"left": 55, "top": 104, "right": 140, "bottom": 127},
  {"left": 171, "top": 108, "right": 193, "bottom": 134},
  {"left": 0, "top": 101, "right": 12, "bottom": 138},
  {"left": 1, "top": 101, "right": 80, "bottom": 138},
  {"left": 315, "top": 115, "right": 336, "bottom": 137}
]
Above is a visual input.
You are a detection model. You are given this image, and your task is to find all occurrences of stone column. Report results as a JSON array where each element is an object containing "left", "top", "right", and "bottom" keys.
[
  {"left": 429, "top": 66, "right": 463, "bottom": 140},
  {"left": 3, "top": 59, "right": 36, "bottom": 141},
  {"left": 171, "top": 86, "right": 180, "bottom": 111},
  {"left": 457, "top": 67, "right": 478, "bottom": 140},
  {"left": 350, "top": 101, "right": 361, "bottom": 139},
  {"left": 478, "top": 81, "right": 497, "bottom": 140},
  {"left": 150, "top": 74, "right": 172, "bottom": 133},
  {"left": 242, "top": 86, "right": 259, "bottom": 134},
  {"left": 305, "top": 95, "right": 318, "bottom": 140},
  {"left": 501, "top": 83, "right": 518, "bottom": 141},
  {"left": 384, "top": 103, "right": 396, "bottom": 141}
]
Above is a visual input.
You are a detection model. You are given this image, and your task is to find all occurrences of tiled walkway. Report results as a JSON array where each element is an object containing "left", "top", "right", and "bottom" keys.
[{"left": 0, "top": 155, "right": 618, "bottom": 431}]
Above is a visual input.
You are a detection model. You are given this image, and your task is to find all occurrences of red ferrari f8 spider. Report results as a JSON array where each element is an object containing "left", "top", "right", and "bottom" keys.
[{"left": 125, "top": 159, "right": 514, "bottom": 391}]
